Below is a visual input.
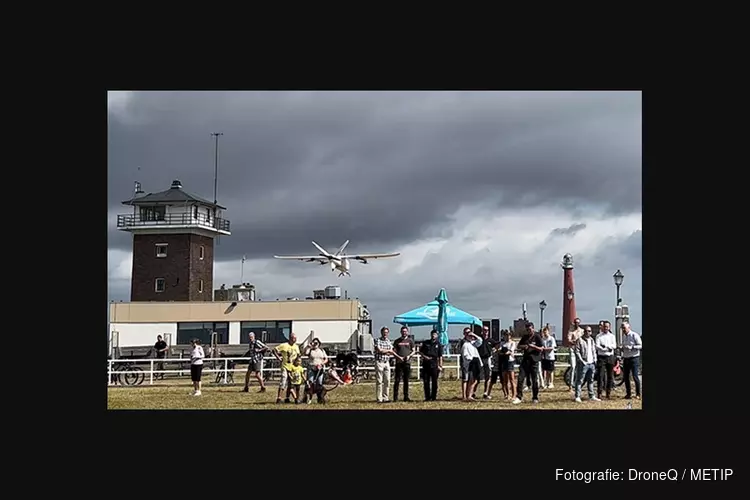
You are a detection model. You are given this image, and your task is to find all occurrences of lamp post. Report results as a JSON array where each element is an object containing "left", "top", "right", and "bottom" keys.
[
  {"left": 539, "top": 300, "right": 547, "bottom": 328},
  {"left": 613, "top": 269, "right": 624, "bottom": 305}
]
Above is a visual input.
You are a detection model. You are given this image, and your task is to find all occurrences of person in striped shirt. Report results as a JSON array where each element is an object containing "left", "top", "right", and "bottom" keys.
[
  {"left": 374, "top": 327, "right": 398, "bottom": 403},
  {"left": 242, "top": 332, "right": 268, "bottom": 393}
]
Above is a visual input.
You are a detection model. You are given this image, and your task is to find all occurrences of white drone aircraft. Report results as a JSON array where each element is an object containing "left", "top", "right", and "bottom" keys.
[{"left": 273, "top": 240, "right": 400, "bottom": 277}]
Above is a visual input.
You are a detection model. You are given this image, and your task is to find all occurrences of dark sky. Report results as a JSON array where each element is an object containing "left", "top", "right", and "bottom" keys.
[{"left": 108, "top": 91, "right": 642, "bottom": 337}]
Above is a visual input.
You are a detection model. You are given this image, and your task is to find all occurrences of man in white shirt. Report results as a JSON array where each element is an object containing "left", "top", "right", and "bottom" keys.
[
  {"left": 460, "top": 328, "right": 483, "bottom": 401},
  {"left": 567, "top": 317, "right": 584, "bottom": 392},
  {"left": 573, "top": 327, "right": 600, "bottom": 403},
  {"left": 620, "top": 322, "right": 642, "bottom": 400},
  {"left": 595, "top": 320, "right": 617, "bottom": 399}
]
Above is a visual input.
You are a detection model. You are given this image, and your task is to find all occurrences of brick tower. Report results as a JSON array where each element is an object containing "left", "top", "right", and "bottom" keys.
[
  {"left": 117, "top": 179, "right": 231, "bottom": 302},
  {"left": 561, "top": 253, "right": 577, "bottom": 347}
]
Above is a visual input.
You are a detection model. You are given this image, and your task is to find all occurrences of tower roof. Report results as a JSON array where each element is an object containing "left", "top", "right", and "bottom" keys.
[{"left": 121, "top": 179, "right": 226, "bottom": 209}]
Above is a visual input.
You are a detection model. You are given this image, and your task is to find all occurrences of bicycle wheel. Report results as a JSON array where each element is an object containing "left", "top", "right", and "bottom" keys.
[
  {"left": 123, "top": 366, "right": 138, "bottom": 385},
  {"left": 133, "top": 366, "right": 145, "bottom": 385}
]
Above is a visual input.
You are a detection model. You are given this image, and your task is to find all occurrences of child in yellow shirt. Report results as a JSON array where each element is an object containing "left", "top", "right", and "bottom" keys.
[{"left": 288, "top": 357, "right": 307, "bottom": 404}]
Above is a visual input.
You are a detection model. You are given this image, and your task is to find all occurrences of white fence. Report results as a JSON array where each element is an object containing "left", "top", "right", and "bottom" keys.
[{"left": 107, "top": 352, "right": 573, "bottom": 386}]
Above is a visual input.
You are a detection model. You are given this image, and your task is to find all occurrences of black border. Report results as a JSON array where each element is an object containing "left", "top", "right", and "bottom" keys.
[{"left": 35, "top": 88, "right": 737, "bottom": 488}]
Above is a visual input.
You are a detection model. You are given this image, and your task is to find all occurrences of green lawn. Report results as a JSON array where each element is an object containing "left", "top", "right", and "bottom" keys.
[{"left": 107, "top": 378, "right": 642, "bottom": 410}]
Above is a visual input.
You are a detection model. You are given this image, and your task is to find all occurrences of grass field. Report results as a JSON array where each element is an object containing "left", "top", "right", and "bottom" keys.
[{"left": 107, "top": 379, "right": 642, "bottom": 410}]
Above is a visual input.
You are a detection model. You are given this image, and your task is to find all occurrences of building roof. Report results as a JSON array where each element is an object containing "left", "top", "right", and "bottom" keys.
[
  {"left": 121, "top": 179, "right": 226, "bottom": 210},
  {"left": 109, "top": 299, "right": 361, "bottom": 324}
]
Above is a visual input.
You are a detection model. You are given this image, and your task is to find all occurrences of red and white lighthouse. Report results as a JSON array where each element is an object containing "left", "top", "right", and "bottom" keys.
[{"left": 561, "top": 253, "right": 577, "bottom": 347}]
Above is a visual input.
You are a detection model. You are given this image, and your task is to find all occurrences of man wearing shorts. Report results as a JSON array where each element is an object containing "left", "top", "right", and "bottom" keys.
[
  {"left": 460, "top": 328, "right": 482, "bottom": 401},
  {"left": 273, "top": 332, "right": 300, "bottom": 404},
  {"left": 190, "top": 339, "right": 205, "bottom": 396},
  {"left": 242, "top": 332, "right": 267, "bottom": 393}
]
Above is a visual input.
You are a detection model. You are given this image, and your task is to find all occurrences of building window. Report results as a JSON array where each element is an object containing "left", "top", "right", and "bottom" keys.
[
  {"left": 199, "top": 245, "right": 205, "bottom": 260},
  {"left": 198, "top": 279, "right": 204, "bottom": 293},
  {"left": 155, "top": 244, "right": 168, "bottom": 258},
  {"left": 240, "top": 321, "right": 291, "bottom": 344},
  {"left": 155, "top": 278, "right": 166, "bottom": 292},
  {"left": 140, "top": 206, "right": 166, "bottom": 222},
  {"left": 177, "top": 322, "right": 229, "bottom": 345}
]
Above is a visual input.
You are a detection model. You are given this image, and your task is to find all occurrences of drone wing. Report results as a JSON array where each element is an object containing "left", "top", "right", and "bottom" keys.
[
  {"left": 349, "top": 252, "right": 401, "bottom": 264},
  {"left": 273, "top": 255, "right": 330, "bottom": 264}
]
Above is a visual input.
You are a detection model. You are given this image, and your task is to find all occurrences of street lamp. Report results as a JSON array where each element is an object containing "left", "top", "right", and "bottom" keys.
[
  {"left": 613, "top": 269, "right": 624, "bottom": 305},
  {"left": 566, "top": 289, "right": 574, "bottom": 301},
  {"left": 539, "top": 300, "right": 547, "bottom": 327}
]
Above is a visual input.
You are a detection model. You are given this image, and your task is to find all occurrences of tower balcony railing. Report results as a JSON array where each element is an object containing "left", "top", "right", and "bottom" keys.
[{"left": 117, "top": 213, "right": 231, "bottom": 232}]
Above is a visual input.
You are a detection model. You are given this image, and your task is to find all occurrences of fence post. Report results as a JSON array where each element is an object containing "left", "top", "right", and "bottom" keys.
[
  {"left": 416, "top": 355, "right": 421, "bottom": 380},
  {"left": 223, "top": 358, "right": 229, "bottom": 384},
  {"left": 150, "top": 359, "right": 154, "bottom": 385},
  {"left": 179, "top": 352, "right": 184, "bottom": 377},
  {"left": 108, "top": 359, "right": 113, "bottom": 386}
]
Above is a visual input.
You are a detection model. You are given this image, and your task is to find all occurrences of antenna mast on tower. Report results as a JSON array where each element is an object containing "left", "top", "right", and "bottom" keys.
[
  {"left": 133, "top": 166, "right": 143, "bottom": 218},
  {"left": 211, "top": 132, "right": 223, "bottom": 205},
  {"left": 211, "top": 132, "right": 224, "bottom": 246}
]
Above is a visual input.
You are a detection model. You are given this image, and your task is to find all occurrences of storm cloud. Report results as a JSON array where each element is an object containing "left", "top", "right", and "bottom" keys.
[{"left": 108, "top": 91, "right": 642, "bottom": 337}]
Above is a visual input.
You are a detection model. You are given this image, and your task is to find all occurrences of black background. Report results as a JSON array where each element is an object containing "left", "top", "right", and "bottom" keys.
[{"left": 22, "top": 81, "right": 740, "bottom": 493}]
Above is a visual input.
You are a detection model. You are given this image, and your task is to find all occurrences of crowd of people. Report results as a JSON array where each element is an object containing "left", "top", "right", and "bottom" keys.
[{"left": 179, "top": 318, "right": 642, "bottom": 404}]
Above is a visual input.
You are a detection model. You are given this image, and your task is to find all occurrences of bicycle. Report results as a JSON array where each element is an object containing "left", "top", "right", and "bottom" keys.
[
  {"left": 214, "top": 359, "right": 236, "bottom": 384},
  {"left": 107, "top": 360, "right": 145, "bottom": 386}
]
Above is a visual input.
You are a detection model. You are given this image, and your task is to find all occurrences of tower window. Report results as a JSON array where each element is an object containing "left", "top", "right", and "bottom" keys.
[
  {"left": 199, "top": 245, "right": 205, "bottom": 260},
  {"left": 198, "top": 279, "right": 204, "bottom": 293},
  {"left": 155, "top": 278, "right": 166, "bottom": 293},
  {"left": 155, "top": 244, "right": 168, "bottom": 258}
]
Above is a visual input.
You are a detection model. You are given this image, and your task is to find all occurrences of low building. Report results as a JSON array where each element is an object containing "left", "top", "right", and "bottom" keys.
[{"left": 109, "top": 298, "right": 369, "bottom": 356}]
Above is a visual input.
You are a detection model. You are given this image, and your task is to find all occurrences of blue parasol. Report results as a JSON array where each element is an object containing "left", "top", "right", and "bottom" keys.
[{"left": 392, "top": 288, "right": 482, "bottom": 347}]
